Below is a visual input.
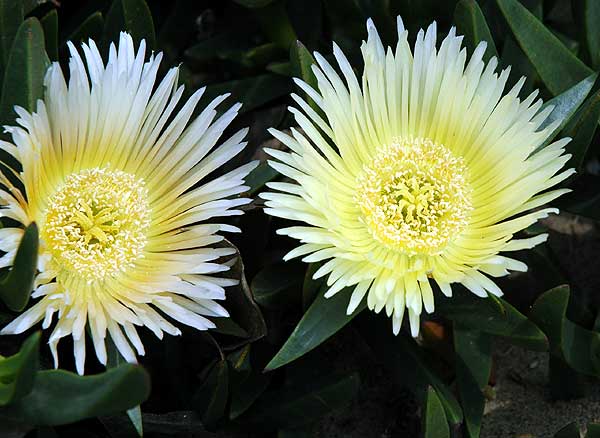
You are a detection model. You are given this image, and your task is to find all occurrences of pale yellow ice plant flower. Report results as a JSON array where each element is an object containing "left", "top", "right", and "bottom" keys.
[
  {"left": 0, "top": 33, "right": 257, "bottom": 374},
  {"left": 260, "top": 18, "right": 574, "bottom": 336}
]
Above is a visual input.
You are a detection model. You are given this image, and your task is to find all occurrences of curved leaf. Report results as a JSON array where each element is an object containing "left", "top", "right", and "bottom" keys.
[
  {"left": 538, "top": 73, "right": 597, "bottom": 149},
  {"left": 359, "top": 316, "right": 463, "bottom": 425},
  {"left": 562, "top": 87, "right": 600, "bottom": 170},
  {"left": 2, "top": 364, "right": 150, "bottom": 426},
  {"left": 0, "top": 223, "right": 39, "bottom": 312},
  {"left": 454, "top": 0, "right": 498, "bottom": 62},
  {"left": 0, "top": 332, "right": 39, "bottom": 406},
  {"left": 265, "top": 285, "right": 366, "bottom": 371},
  {"left": 0, "top": 0, "right": 23, "bottom": 84},
  {"left": 423, "top": 387, "right": 450, "bottom": 438},
  {"left": 497, "top": 0, "right": 593, "bottom": 95},
  {"left": 240, "top": 372, "right": 359, "bottom": 429},
  {"left": 194, "top": 360, "right": 229, "bottom": 427},
  {"left": 573, "top": 0, "right": 600, "bottom": 70},
  {"left": 454, "top": 326, "right": 492, "bottom": 438},
  {"left": 436, "top": 288, "right": 548, "bottom": 351},
  {"left": 103, "top": 0, "right": 156, "bottom": 50},
  {"left": 530, "top": 285, "right": 600, "bottom": 376},
  {"left": 0, "top": 18, "right": 49, "bottom": 126},
  {"left": 40, "top": 10, "right": 58, "bottom": 61}
]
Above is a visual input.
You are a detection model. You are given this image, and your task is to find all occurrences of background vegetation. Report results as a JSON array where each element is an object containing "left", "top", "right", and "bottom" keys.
[{"left": 1, "top": 0, "right": 600, "bottom": 436}]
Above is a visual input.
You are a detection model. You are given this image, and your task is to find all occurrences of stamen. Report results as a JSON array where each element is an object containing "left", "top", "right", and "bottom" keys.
[
  {"left": 43, "top": 167, "right": 151, "bottom": 281},
  {"left": 356, "top": 137, "right": 472, "bottom": 255}
]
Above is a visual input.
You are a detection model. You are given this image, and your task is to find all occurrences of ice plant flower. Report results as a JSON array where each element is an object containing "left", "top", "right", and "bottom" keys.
[
  {"left": 261, "top": 18, "right": 573, "bottom": 336},
  {"left": 0, "top": 33, "right": 257, "bottom": 374}
]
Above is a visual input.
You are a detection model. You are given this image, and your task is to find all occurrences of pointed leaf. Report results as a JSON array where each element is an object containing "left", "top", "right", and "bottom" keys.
[
  {"left": 554, "top": 422, "right": 581, "bottom": 438},
  {"left": 66, "top": 11, "right": 104, "bottom": 45},
  {"left": 0, "top": 18, "right": 49, "bottom": 126},
  {"left": 240, "top": 372, "right": 359, "bottom": 428},
  {"left": 436, "top": 288, "right": 548, "bottom": 351},
  {"left": 538, "top": 73, "right": 597, "bottom": 148},
  {"left": 1, "top": 364, "right": 150, "bottom": 426},
  {"left": 454, "top": 0, "right": 498, "bottom": 62},
  {"left": 40, "top": 10, "right": 58, "bottom": 61},
  {"left": 194, "top": 360, "right": 229, "bottom": 427},
  {"left": 290, "top": 40, "right": 320, "bottom": 114},
  {"left": 454, "top": 326, "right": 492, "bottom": 438},
  {"left": 573, "top": 0, "right": 600, "bottom": 70},
  {"left": 562, "top": 87, "right": 600, "bottom": 170},
  {"left": 233, "top": 0, "right": 275, "bottom": 7},
  {"left": 423, "top": 387, "right": 450, "bottom": 438},
  {"left": 530, "top": 285, "right": 600, "bottom": 376},
  {"left": 103, "top": 0, "right": 156, "bottom": 50},
  {"left": 0, "top": 0, "right": 23, "bottom": 84},
  {"left": 251, "top": 261, "right": 304, "bottom": 309},
  {"left": 0, "top": 332, "right": 39, "bottom": 406},
  {"left": 245, "top": 162, "right": 279, "bottom": 196},
  {"left": 0, "top": 223, "right": 39, "bottom": 312},
  {"left": 265, "top": 285, "right": 366, "bottom": 371},
  {"left": 497, "top": 0, "right": 593, "bottom": 95},
  {"left": 588, "top": 424, "right": 600, "bottom": 438},
  {"left": 360, "top": 316, "right": 463, "bottom": 425}
]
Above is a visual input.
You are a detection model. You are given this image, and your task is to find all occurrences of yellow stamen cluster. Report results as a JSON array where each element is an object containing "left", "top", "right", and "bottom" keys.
[
  {"left": 356, "top": 138, "right": 472, "bottom": 255},
  {"left": 43, "top": 167, "right": 151, "bottom": 281}
]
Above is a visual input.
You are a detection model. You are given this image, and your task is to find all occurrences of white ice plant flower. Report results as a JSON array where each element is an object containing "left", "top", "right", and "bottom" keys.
[
  {"left": 261, "top": 18, "right": 573, "bottom": 336},
  {"left": 0, "top": 33, "right": 257, "bottom": 374}
]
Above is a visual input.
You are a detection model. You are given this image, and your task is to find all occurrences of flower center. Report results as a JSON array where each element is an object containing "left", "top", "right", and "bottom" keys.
[
  {"left": 43, "top": 167, "right": 151, "bottom": 281},
  {"left": 356, "top": 137, "right": 472, "bottom": 255}
]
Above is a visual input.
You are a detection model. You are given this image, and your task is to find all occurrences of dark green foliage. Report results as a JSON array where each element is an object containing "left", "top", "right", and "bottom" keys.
[{"left": 0, "top": 0, "right": 599, "bottom": 437}]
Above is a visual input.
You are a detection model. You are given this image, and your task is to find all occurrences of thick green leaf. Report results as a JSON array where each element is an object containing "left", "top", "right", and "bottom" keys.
[
  {"left": 0, "top": 18, "right": 49, "bottom": 126},
  {"left": 290, "top": 40, "right": 320, "bottom": 114},
  {"left": 241, "top": 372, "right": 359, "bottom": 428},
  {"left": 0, "top": 0, "right": 23, "bottom": 84},
  {"left": 1, "top": 364, "right": 150, "bottom": 426},
  {"left": 454, "top": 0, "right": 498, "bottom": 62},
  {"left": 422, "top": 387, "right": 450, "bottom": 438},
  {"left": 0, "top": 223, "right": 39, "bottom": 312},
  {"left": 360, "top": 316, "right": 463, "bottom": 425},
  {"left": 562, "top": 87, "right": 600, "bottom": 170},
  {"left": 573, "top": 0, "right": 600, "bottom": 70},
  {"left": 251, "top": 261, "right": 304, "bottom": 309},
  {"left": 103, "top": 0, "right": 156, "bottom": 50},
  {"left": 228, "top": 345, "right": 270, "bottom": 420},
  {"left": 22, "top": 0, "right": 49, "bottom": 14},
  {"left": 203, "top": 74, "right": 291, "bottom": 115},
  {"left": 265, "top": 285, "right": 366, "bottom": 371},
  {"left": 454, "top": 326, "right": 492, "bottom": 438},
  {"left": 436, "top": 288, "right": 548, "bottom": 351},
  {"left": 218, "top": 240, "right": 266, "bottom": 346},
  {"left": 106, "top": 341, "right": 143, "bottom": 437},
  {"left": 538, "top": 73, "right": 597, "bottom": 148},
  {"left": 588, "top": 424, "right": 600, "bottom": 438},
  {"left": 497, "top": 0, "right": 593, "bottom": 95},
  {"left": 554, "top": 422, "right": 581, "bottom": 438},
  {"left": 66, "top": 11, "right": 104, "bottom": 45},
  {"left": 245, "top": 162, "right": 279, "bottom": 196},
  {"left": 255, "top": 1, "right": 297, "bottom": 49},
  {"left": 233, "top": 0, "right": 275, "bottom": 7},
  {"left": 40, "top": 10, "right": 58, "bottom": 61},
  {"left": 0, "top": 332, "right": 39, "bottom": 406},
  {"left": 302, "top": 263, "right": 323, "bottom": 310},
  {"left": 194, "top": 360, "right": 229, "bottom": 427},
  {"left": 213, "top": 317, "right": 249, "bottom": 338},
  {"left": 530, "top": 285, "right": 600, "bottom": 376}
]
